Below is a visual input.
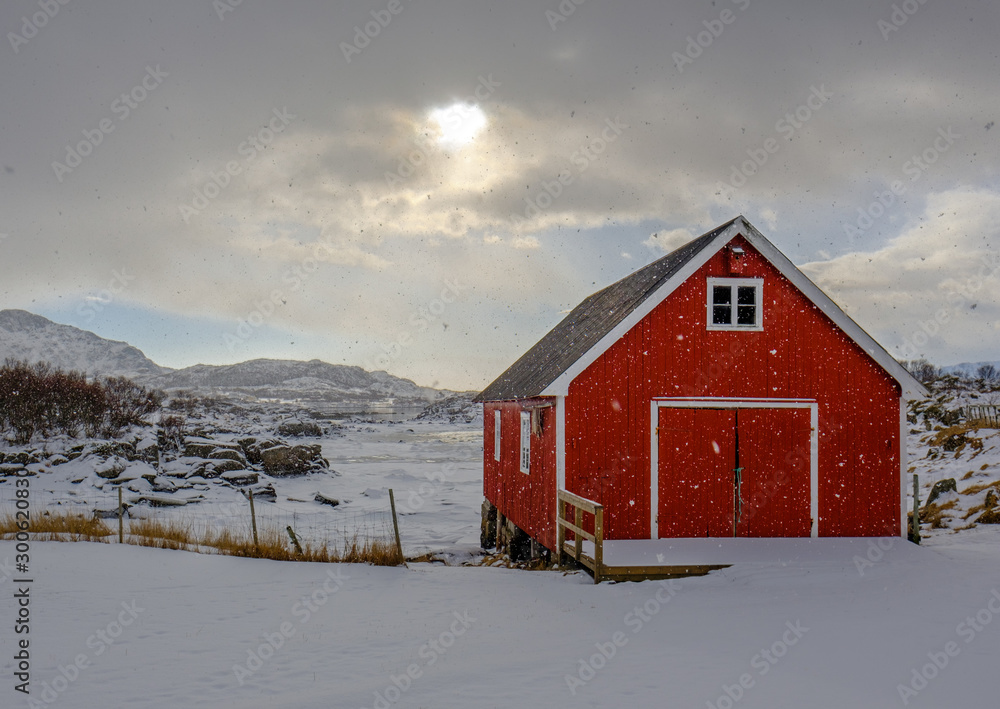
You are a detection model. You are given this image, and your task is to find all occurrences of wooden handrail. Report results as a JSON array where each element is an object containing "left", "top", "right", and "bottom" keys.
[
  {"left": 559, "top": 489, "right": 602, "bottom": 514},
  {"left": 557, "top": 489, "right": 604, "bottom": 583}
]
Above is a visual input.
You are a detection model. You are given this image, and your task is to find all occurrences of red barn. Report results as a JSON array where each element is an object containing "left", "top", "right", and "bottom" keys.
[{"left": 476, "top": 216, "right": 926, "bottom": 556}]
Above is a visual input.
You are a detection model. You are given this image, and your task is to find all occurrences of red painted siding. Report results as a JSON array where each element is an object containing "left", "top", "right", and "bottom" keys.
[
  {"left": 482, "top": 399, "right": 557, "bottom": 550},
  {"left": 563, "top": 234, "right": 901, "bottom": 540}
]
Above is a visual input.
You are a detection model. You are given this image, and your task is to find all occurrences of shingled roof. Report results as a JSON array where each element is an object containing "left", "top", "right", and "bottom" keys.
[{"left": 475, "top": 218, "right": 737, "bottom": 402}]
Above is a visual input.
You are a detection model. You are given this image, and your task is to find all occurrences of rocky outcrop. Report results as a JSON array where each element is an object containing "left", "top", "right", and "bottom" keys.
[
  {"left": 260, "top": 444, "right": 328, "bottom": 476},
  {"left": 926, "top": 478, "right": 957, "bottom": 505},
  {"left": 278, "top": 420, "right": 323, "bottom": 437}
]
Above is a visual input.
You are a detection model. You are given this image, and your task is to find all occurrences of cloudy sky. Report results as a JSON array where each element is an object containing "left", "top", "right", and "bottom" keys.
[{"left": 1, "top": 0, "right": 998, "bottom": 390}]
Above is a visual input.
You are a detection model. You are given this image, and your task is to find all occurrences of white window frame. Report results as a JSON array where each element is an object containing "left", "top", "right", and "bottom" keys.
[
  {"left": 519, "top": 411, "right": 531, "bottom": 474},
  {"left": 493, "top": 410, "right": 501, "bottom": 462},
  {"left": 706, "top": 277, "right": 764, "bottom": 331}
]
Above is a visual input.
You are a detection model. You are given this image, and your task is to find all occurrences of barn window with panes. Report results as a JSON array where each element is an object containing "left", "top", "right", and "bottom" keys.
[
  {"left": 519, "top": 411, "right": 530, "bottom": 473},
  {"left": 493, "top": 410, "right": 501, "bottom": 462},
  {"left": 706, "top": 278, "right": 763, "bottom": 331}
]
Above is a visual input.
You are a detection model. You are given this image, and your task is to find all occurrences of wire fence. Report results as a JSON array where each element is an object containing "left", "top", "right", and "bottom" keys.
[{"left": 0, "top": 488, "right": 399, "bottom": 555}]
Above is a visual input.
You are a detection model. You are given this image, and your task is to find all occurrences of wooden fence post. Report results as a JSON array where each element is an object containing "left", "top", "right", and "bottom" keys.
[
  {"left": 388, "top": 488, "right": 404, "bottom": 564},
  {"left": 912, "top": 473, "right": 920, "bottom": 545},
  {"left": 574, "top": 505, "right": 582, "bottom": 561},
  {"left": 248, "top": 488, "right": 259, "bottom": 551},
  {"left": 118, "top": 486, "right": 124, "bottom": 544},
  {"left": 556, "top": 495, "right": 565, "bottom": 567},
  {"left": 286, "top": 525, "right": 303, "bottom": 555},
  {"left": 593, "top": 506, "right": 604, "bottom": 584}
]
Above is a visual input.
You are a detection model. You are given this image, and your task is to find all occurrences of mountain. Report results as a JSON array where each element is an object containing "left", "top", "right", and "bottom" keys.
[
  {"left": 0, "top": 309, "right": 169, "bottom": 379},
  {"left": 147, "top": 358, "right": 451, "bottom": 406},
  {"left": 0, "top": 309, "right": 457, "bottom": 409}
]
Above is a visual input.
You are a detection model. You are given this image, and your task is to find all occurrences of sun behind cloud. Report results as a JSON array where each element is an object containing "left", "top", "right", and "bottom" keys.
[{"left": 429, "top": 103, "right": 487, "bottom": 147}]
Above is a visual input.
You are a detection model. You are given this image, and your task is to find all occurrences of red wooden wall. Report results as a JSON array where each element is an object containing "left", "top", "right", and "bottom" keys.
[
  {"left": 482, "top": 399, "right": 558, "bottom": 550},
  {"left": 563, "top": 234, "right": 902, "bottom": 540}
]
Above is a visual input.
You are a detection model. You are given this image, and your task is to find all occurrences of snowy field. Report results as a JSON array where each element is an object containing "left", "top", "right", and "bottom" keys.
[
  {"left": 3, "top": 530, "right": 999, "bottom": 708},
  {"left": 0, "top": 417, "right": 487, "bottom": 560},
  {"left": 2, "top": 407, "right": 999, "bottom": 707}
]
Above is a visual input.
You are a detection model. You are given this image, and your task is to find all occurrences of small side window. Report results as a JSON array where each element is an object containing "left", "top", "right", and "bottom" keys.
[
  {"left": 494, "top": 410, "right": 501, "bottom": 462},
  {"left": 519, "top": 411, "right": 531, "bottom": 474}
]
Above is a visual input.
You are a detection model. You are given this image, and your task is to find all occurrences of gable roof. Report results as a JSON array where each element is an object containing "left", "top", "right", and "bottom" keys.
[{"left": 475, "top": 216, "right": 927, "bottom": 402}]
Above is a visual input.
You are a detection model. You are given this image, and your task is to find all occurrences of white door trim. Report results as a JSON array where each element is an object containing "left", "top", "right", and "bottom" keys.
[{"left": 650, "top": 397, "right": 819, "bottom": 539}]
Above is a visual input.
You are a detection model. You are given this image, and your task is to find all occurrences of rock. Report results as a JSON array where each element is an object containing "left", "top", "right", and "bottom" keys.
[
  {"left": 5, "top": 451, "right": 40, "bottom": 466},
  {"left": 95, "top": 456, "right": 128, "bottom": 479},
  {"left": 109, "top": 461, "right": 157, "bottom": 485},
  {"left": 502, "top": 520, "right": 531, "bottom": 561},
  {"left": 194, "top": 463, "right": 222, "bottom": 480},
  {"left": 184, "top": 441, "right": 218, "bottom": 458},
  {"left": 161, "top": 457, "right": 209, "bottom": 478},
  {"left": 151, "top": 476, "right": 178, "bottom": 493},
  {"left": 239, "top": 437, "right": 283, "bottom": 465},
  {"left": 109, "top": 473, "right": 141, "bottom": 485},
  {"left": 131, "top": 495, "right": 188, "bottom": 507},
  {"left": 126, "top": 478, "right": 153, "bottom": 493},
  {"left": 247, "top": 484, "right": 277, "bottom": 501},
  {"left": 260, "top": 444, "right": 327, "bottom": 476},
  {"left": 209, "top": 447, "right": 247, "bottom": 465},
  {"left": 278, "top": 420, "right": 323, "bottom": 437},
  {"left": 48, "top": 454, "right": 69, "bottom": 466},
  {"left": 314, "top": 492, "right": 340, "bottom": 507},
  {"left": 136, "top": 441, "right": 159, "bottom": 465},
  {"left": 92, "top": 441, "right": 137, "bottom": 461},
  {"left": 0, "top": 463, "right": 25, "bottom": 477},
  {"left": 481, "top": 500, "right": 497, "bottom": 549},
  {"left": 221, "top": 470, "right": 259, "bottom": 486},
  {"left": 94, "top": 505, "right": 130, "bottom": 519},
  {"left": 238, "top": 437, "right": 260, "bottom": 462},
  {"left": 926, "top": 478, "right": 958, "bottom": 505},
  {"left": 985, "top": 489, "right": 998, "bottom": 509},
  {"left": 211, "top": 459, "right": 246, "bottom": 474}
]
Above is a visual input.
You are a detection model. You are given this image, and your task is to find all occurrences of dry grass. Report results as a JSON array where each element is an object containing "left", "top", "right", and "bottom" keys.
[
  {"left": 1, "top": 509, "right": 404, "bottom": 566},
  {"left": 960, "top": 479, "right": 1000, "bottom": 496},
  {"left": 929, "top": 424, "right": 984, "bottom": 456},
  {"left": 964, "top": 503, "right": 987, "bottom": 520},
  {"left": 128, "top": 518, "right": 197, "bottom": 550},
  {"left": 0, "top": 511, "right": 111, "bottom": 542},
  {"left": 473, "top": 551, "right": 554, "bottom": 571},
  {"left": 920, "top": 499, "right": 958, "bottom": 529}
]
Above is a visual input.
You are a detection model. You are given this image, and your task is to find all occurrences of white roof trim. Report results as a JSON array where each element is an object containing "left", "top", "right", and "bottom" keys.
[
  {"left": 737, "top": 219, "right": 927, "bottom": 399},
  {"left": 541, "top": 222, "right": 741, "bottom": 396},
  {"left": 541, "top": 216, "right": 928, "bottom": 399}
]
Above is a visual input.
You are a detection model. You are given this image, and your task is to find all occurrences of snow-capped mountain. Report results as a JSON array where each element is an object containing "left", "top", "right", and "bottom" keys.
[
  {"left": 0, "top": 309, "right": 457, "bottom": 406},
  {"left": 147, "top": 358, "right": 451, "bottom": 405},
  {"left": 0, "top": 309, "right": 169, "bottom": 379}
]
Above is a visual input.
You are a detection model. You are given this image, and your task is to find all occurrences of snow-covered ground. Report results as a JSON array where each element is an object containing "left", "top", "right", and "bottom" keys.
[
  {"left": 1, "top": 389, "right": 999, "bottom": 707},
  {"left": 0, "top": 414, "right": 486, "bottom": 560},
  {"left": 2, "top": 530, "right": 999, "bottom": 707}
]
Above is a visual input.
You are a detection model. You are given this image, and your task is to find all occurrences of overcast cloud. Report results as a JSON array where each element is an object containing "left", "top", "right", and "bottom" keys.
[{"left": 1, "top": 0, "right": 997, "bottom": 389}]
